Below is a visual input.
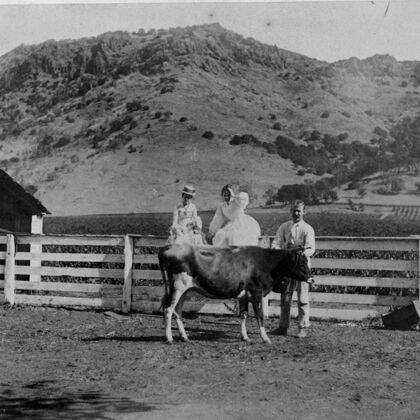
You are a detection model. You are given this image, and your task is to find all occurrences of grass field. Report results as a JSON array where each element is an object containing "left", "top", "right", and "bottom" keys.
[{"left": 44, "top": 209, "right": 420, "bottom": 237}]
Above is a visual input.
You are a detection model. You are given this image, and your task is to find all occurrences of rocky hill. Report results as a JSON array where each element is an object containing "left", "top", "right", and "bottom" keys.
[{"left": 0, "top": 23, "right": 419, "bottom": 215}]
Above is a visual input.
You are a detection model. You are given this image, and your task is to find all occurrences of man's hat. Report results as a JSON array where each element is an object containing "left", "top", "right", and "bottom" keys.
[{"left": 181, "top": 185, "right": 196, "bottom": 197}]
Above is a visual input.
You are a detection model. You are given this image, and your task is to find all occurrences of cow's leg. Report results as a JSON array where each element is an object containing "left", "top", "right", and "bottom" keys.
[
  {"left": 251, "top": 293, "right": 272, "bottom": 344},
  {"left": 165, "top": 272, "right": 194, "bottom": 344},
  {"left": 164, "top": 288, "right": 184, "bottom": 344},
  {"left": 238, "top": 295, "right": 250, "bottom": 342},
  {"left": 174, "top": 292, "right": 190, "bottom": 342}
]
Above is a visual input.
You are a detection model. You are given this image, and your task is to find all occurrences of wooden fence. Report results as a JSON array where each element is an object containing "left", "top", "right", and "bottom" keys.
[{"left": 0, "top": 233, "right": 419, "bottom": 321}]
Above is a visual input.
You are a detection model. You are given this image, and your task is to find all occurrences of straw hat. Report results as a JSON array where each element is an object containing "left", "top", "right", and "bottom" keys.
[{"left": 181, "top": 185, "right": 196, "bottom": 197}]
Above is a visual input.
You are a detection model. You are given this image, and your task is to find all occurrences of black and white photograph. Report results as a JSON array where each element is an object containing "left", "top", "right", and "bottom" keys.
[{"left": 0, "top": 0, "right": 419, "bottom": 418}]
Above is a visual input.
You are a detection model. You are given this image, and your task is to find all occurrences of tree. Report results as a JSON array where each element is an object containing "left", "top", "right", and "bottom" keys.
[
  {"left": 413, "top": 63, "right": 420, "bottom": 86},
  {"left": 390, "top": 177, "right": 405, "bottom": 193},
  {"left": 357, "top": 186, "right": 367, "bottom": 198},
  {"left": 263, "top": 186, "right": 278, "bottom": 205}
]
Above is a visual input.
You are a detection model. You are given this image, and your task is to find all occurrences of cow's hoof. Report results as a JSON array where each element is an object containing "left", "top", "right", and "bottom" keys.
[
  {"left": 241, "top": 337, "right": 251, "bottom": 344},
  {"left": 263, "top": 339, "right": 273, "bottom": 345},
  {"left": 182, "top": 338, "right": 192, "bottom": 344},
  {"left": 165, "top": 339, "right": 174, "bottom": 345}
]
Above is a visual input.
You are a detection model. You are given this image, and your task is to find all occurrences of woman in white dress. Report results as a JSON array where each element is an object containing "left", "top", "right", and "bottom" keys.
[
  {"left": 168, "top": 185, "right": 203, "bottom": 245},
  {"left": 208, "top": 185, "right": 261, "bottom": 247}
]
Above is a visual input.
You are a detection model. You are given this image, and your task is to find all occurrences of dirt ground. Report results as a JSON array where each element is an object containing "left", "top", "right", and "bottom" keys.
[{"left": 0, "top": 304, "right": 419, "bottom": 420}]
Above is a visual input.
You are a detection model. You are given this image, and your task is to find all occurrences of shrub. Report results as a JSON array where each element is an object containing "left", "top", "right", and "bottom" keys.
[
  {"left": 25, "top": 185, "right": 38, "bottom": 195},
  {"left": 121, "top": 115, "right": 133, "bottom": 125},
  {"left": 320, "top": 111, "right": 330, "bottom": 118},
  {"left": 263, "top": 186, "right": 278, "bottom": 205},
  {"left": 33, "top": 135, "right": 53, "bottom": 158},
  {"left": 390, "top": 177, "right": 405, "bottom": 193},
  {"left": 230, "top": 134, "right": 260, "bottom": 146},
  {"left": 160, "top": 85, "right": 175, "bottom": 94},
  {"left": 126, "top": 100, "right": 142, "bottom": 112},
  {"left": 347, "top": 181, "right": 360, "bottom": 190},
  {"left": 310, "top": 130, "right": 322, "bottom": 141},
  {"left": 179, "top": 117, "right": 188, "bottom": 122},
  {"left": 45, "top": 171, "right": 58, "bottom": 182},
  {"left": 262, "top": 142, "right": 277, "bottom": 154},
  {"left": 109, "top": 118, "right": 125, "bottom": 133},
  {"left": 379, "top": 176, "right": 405, "bottom": 194},
  {"left": 230, "top": 135, "right": 242, "bottom": 145},
  {"left": 357, "top": 186, "right": 367, "bottom": 197},
  {"left": 202, "top": 131, "right": 214, "bottom": 139},
  {"left": 106, "top": 138, "right": 121, "bottom": 151},
  {"left": 272, "top": 122, "right": 282, "bottom": 130},
  {"left": 90, "top": 133, "right": 107, "bottom": 149},
  {"left": 337, "top": 132, "right": 349, "bottom": 141},
  {"left": 70, "top": 155, "right": 79, "bottom": 164},
  {"left": 54, "top": 135, "right": 71, "bottom": 148},
  {"left": 373, "top": 126, "right": 388, "bottom": 137},
  {"left": 154, "top": 111, "right": 162, "bottom": 119}
]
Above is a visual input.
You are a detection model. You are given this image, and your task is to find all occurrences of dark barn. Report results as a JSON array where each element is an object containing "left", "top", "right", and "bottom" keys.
[{"left": 0, "top": 169, "right": 50, "bottom": 233}]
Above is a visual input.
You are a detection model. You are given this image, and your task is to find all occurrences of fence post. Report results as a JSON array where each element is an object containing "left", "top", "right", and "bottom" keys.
[
  {"left": 122, "top": 235, "right": 134, "bottom": 313},
  {"left": 417, "top": 236, "right": 420, "bottom": 301},
  {"left": 30, "top": 215, "right": 43, "bottom": 282},
  {"left": 4, "top": 234, "right": 15, "bottom": 306}
]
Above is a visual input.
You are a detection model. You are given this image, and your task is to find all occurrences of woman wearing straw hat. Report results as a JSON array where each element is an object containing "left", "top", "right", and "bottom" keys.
[
  {"left": 208, "top": 185, "right": 261, "bottom": 247},
  {"left": 168, "top": 185, "right": 204, "bottom": 245}
]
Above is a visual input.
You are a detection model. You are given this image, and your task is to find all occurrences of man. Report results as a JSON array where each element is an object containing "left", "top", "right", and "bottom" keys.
[{"left": 271, "top": 200, "right": 315, "bottom": 338}]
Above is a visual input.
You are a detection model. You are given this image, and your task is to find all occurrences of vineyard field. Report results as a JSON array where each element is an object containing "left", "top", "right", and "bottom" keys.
[{"left": 44, "top": 209, "right": 420, "bottom": 237}]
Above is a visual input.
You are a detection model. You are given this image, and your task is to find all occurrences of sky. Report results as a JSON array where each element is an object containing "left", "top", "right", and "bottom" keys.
[{"left": 0, "top": 1, "right": 419, "bottom": 63}]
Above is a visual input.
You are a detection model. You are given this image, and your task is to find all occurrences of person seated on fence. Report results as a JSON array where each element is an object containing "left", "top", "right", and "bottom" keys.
[
  {"left": 168, "top": 185, "right": 204, "bottom": 245},
  {"left": 270, "top": 200, "right": 315, "bottom": 339},
  {"left": 208, "top": 185, "right": 261, "bottom": 247}
]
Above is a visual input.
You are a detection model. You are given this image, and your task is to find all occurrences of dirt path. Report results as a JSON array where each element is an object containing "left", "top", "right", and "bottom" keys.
[{"left": 0, "top": 305, "right": 419, "bottom": 419}]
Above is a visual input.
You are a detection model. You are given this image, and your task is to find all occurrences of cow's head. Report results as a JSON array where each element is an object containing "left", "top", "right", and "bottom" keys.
[
  {"left": 272, "top": 249, "right": 311, "bottom": 283},
  {"left": 290, "top": 250, "right": 311, "bottom": 282}
]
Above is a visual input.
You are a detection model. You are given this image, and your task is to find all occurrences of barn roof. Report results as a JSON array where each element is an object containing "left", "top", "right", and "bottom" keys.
[{"left": 0, "top": 169, "right": 50, "bottom": 216}]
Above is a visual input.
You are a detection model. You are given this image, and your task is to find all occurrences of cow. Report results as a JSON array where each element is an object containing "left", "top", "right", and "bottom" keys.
[{"left": 158, "top": 243, "right": 311, "bottom": 344}]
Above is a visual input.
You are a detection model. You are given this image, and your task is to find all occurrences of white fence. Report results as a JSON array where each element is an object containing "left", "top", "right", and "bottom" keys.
[{"left": 0, "top": 233, "right": 419, "bottom": 321}]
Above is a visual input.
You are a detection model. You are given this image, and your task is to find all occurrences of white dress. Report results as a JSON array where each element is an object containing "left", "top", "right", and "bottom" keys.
[
  {"left": 209, "top": 194, "right": 261, "bottom": 247},
  {"left": 169, "top": 202, "right": 203, "bottom": 245}
]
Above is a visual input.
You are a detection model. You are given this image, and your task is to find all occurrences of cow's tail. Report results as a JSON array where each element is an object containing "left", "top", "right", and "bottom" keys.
[{"left": 158, "top": 246, "right": 171, "bottom": 313}]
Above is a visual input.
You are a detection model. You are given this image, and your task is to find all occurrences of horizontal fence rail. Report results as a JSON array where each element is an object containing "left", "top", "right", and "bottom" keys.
[{"left": 0, "top": 233, "right": 419, "bottom": 321}]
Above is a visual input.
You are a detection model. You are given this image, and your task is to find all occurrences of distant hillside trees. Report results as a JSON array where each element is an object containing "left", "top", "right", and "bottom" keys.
[
  {"left": 377, "top": 175, "right": 405, "bottom": 195},
  {"left": 413, "top": 63, "right": 420, "bottom": 86},
  {"left": 275, "top": 179, "right": 338, "bottom": 205},
  {"left": 389, "top": 115, "right": 420, "bottom": 174},
  {"left": 275, "top": 135, "right": 334, "bottom": 176}
]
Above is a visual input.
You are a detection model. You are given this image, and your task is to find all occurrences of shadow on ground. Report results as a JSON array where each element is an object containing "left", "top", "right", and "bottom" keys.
[
  {"left": 0, "top": 381, "right": 156, "bottom": 420},
  {"left": 80, "top": 327, "right": 232, "bottom": 343}
]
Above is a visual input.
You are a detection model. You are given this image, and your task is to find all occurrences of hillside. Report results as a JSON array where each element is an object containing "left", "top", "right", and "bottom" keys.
[{"left": 0, "top": 23, "right": 419, "bottom": 215}]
